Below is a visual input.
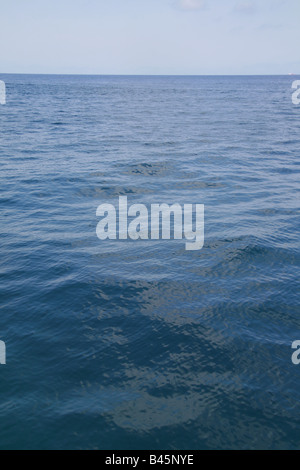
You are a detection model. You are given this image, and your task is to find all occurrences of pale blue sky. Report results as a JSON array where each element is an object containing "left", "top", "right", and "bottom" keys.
[{"left": 1, "top": 0, "right": 299, "bottom": 74}]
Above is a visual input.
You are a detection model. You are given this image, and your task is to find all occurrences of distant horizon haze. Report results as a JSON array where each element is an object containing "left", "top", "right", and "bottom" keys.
[{"left": 0, "top": 73, "right": 299, "bottom": 77}]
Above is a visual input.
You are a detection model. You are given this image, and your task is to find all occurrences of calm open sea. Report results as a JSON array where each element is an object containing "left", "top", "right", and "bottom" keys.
[{"left": 0, "top": 75, "right": 299, "bottom": 450}]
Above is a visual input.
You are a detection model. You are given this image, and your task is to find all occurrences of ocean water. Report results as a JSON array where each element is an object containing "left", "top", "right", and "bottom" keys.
[{"left": 0, "top": 75, "right": 299, "bottom": 450}]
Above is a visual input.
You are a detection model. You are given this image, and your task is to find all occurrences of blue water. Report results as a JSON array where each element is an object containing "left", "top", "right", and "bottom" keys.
[{"left": 0, "top": 75, "right": 299, "bottom": 450}]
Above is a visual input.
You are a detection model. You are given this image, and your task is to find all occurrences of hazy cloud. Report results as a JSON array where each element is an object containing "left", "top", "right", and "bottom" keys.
[
  {"left": 255, "top": 23, "right": 283, "bottom": 31},
  {"left": 177, "top": 0, "right": 206, "bottom": 11},
  {"left": 234, "top": 1, "right": 256, "bottom": 14}
]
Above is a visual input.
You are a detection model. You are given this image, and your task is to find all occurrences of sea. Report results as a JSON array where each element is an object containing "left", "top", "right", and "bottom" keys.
[{"left": 0, "top": 75, "right": 299, "bottom": 450}]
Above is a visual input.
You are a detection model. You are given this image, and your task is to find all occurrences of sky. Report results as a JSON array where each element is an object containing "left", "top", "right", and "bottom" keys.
[{"left": 0, "top": 0, "right": 299, "bottom": 75}]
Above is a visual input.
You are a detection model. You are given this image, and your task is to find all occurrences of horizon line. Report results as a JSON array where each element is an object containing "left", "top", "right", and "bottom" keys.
[{"left": 0, "top": 73, "right": 299, "bottom": 77}]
